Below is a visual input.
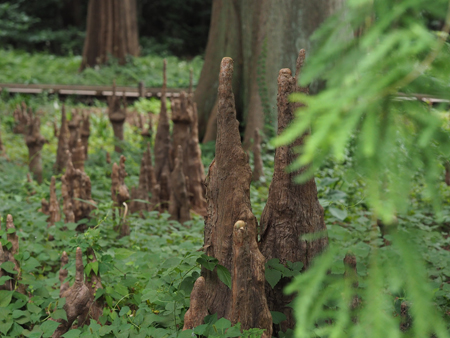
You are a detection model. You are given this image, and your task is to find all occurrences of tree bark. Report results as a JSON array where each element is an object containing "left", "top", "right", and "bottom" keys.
[
  {"left": 195, "top": 0, "right": 344, "bottom": 147},
  {"left": 183, "top": 277, "right": 208, "bottom": 330},
  {"left": 54, "top": 105, "right": 69, "bottom": 174},
  {"left": 154, "top": 60, "right": 172, "bottom": 210},
  {"left": 25, "top": 115, "right": 47, "bottom": 184},
  {"left": 202, "top": 58, "right": 272, "bottom": 336},
  {"left": 80, "top": 0, "right": 139, "bottom": 71},
  {"left": 107, "top": 83, "right": 127, "bottom": 153},
  {"left": 186, "top": 101, "right": 207, "bottom": 216},
  {"left": 169, "top": 146, "right": 191, "bottom": 224},
  {"left": 259, "top": 51, "right": 328, "bottom": 333},
  {"left": 111, "top": 155, "right": 130, "bottom": 236},
  {"left": 62, "top": 152, "right": 95, "bottom": 230}
]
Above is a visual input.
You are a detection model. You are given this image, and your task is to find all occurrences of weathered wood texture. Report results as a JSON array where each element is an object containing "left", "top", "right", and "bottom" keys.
[
  {"left": 0, "top": 215, "right": 22, "bottom": 291},
  {"left": 25, "top": 114, "right": 47, "bottom": 184},
  {"left": 154, "top": 60, "right": 172, "bottom": 210},
  {"left": 107, "top": 83, "right": 127, "bottom": 153},
  {"left": 52, "top": 248, "right": 90, "bottom": 338},
  {"left": 169, "top": 146, "right": 191, "bottom": 224},
  {"left": 202, "top": 58, "right": 272, "bottom": 336},
  {"left": 54, "top": 105, "right": 69, "bottom": 173},
  {"left": 111, "top": 155, "right": 130, "bottom": 236},
  {"left": 61, "top": 153, "right": 95, "bottom": 230},
  {"left": 259, "top": 50, "right": 328, "bottom": 332}
]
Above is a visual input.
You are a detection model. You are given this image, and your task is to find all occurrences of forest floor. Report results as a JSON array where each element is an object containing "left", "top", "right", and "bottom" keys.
[
  {"left": 0, "top": 49, "right": 203, "bottom": 88},
  {"left": 1, "top": 92, "right": 450, "bottom": 336}
]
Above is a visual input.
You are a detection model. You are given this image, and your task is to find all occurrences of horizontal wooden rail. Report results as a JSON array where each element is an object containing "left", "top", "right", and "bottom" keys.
[
  {"left": 0, "top": 83, "right": 184, "bottom": 98},
  {"left": 1, "top": 84, "right": 447, "bottom": 105}
]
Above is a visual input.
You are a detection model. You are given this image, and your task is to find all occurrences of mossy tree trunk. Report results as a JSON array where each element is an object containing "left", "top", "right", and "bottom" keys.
[{"left": 195, "top": 0, "right": 344, "bottom": 147}]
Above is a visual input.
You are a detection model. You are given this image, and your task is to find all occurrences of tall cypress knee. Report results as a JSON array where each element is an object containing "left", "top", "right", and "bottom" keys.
[
  {"left": 108, "top": 82, "right": 127, "bottom": 153},
  {"left": 202, "top": 58, "right": 272, "bottom": 336},
  {"left": 154, "top": 60, "right": 172, "bottom": 209},
  {"left": 25, "top": 114, "right": 47, "bottom": 184},
  {"left": 55, "top": 105, "right": 69, "bottom": 173},
  {"left": 259, "top": 50, "right": 328, "bottom": 332}
]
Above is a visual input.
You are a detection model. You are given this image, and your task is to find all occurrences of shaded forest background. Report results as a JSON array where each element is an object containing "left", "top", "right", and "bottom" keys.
[{"left": 0, "top": 0, "right": 212, "bottom": 57}]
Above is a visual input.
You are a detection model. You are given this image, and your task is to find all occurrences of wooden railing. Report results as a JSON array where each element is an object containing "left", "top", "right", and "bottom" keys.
[{"left": 0, "top": 83, "right": 183, "bottom": 98}]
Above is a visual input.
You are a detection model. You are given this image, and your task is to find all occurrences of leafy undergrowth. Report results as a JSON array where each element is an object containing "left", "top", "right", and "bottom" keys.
[
  {"left": 0, "top": 49, "right": 203, "bottom": 88},
  {"left": 1, "top": 95, "right": 450, "bottom": 337}
]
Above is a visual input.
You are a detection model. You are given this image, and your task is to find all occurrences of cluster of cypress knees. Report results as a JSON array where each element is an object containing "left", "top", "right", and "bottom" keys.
[{"left": 0, "top": 50, "right": 362, "bottom": 337}]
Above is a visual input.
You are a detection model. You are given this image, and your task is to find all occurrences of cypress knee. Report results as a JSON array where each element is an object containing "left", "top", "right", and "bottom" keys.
[
  {"left": 130, "top": 144, "right": 154, "bottom": 214},
  {"left": 108, "top": 82, "right": 127, "bottom": 153},
  {"left": 55, "top": 105, "right": 69, "bottom": 174},
  {"left": 187, "top": 101, "right": 207, "bottom": 216},
  {"left": 172, "top": 92, "right": 192, "bottom": 169},
  {"left": 259, "top": 50, "right": 328, "bottom": 332},
  {"left": 72, "top": 138, "right": 86, "bottom": 171},
  {"left": 169, "top": 146, "right": 191, "bottom": 224},
  {"left": 231, "top": 220, "right": 272, "bottom": 336},
  {"left": 111, "top": 155, "right": 130, "bottom": 236},
  {"left": 25, "top": 114, "right": 47, "bottom": 184},
  {"left": 0, "top": 215, "right": 21, "bottom": 291},
  {"left": 154, "top": 60, "right": 172, "bottom": 209},
  {"left": 13, "top": 102, "right": 29, "bottom": 135},
  {"left": 77, "top": 248, "right": 103, "bottom": 325},
  {"left": 68, "top": 110, "right": 81, "bottom": 154},
  {"left": 48, "top": 176, "right": 61, "bottom": 227},
  {"left": 61, "top": 152, "right": 95, "bottom": 230},
  {"left": 202, "top": 58, "right": 272, "bottom": 336},
  {"left": 183, "top": 276, "right": 208, "bottom": 330},
  {"left": 81, "top": 111, "right": 91, "bottom": 158},
  {"left": 51, "top": 248, "right": 90, "bottom": 338}
]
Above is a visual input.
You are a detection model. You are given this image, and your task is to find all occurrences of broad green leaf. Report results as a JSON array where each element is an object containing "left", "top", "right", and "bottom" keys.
[
  {"left": 0, "top": 290, "right": 13, "bottom": 307},
  {"left": 329, "top": 207, "right": 348, "bottom": 221},
  {"left": 197, "top": 256, "right": 216, "bottom": 271},
  {"left": 62, "top": 329, "right": 81, "bottom": 338},
  {"left": 271, "top": 311, "right": 287, "bottom": 325},
  {"left": 0, "top": 320, "right": 13, "bottom": 335},
  {"left": 214, "top": 317, "right": 231, "bottom": 331},
  {"left": 194, "top": 324, "right": 209, "bottom": 335},
  {"left": 119, "top": 306, "right": 130, "bottom": 317},
  {"left": 265, "top": 269, "right": 282, "bottom": 289},
  {"left": 225, "top": 324, "right": 242, "bottom": 337},
  {"left": 91, "top": 261, "right": 99, "bottom": 275},
  {"left": 51, "top": 309, "right": 67, "bottom": 321},
  {"left": 0, "top": 261, "right": 17, "bottom": 274},
  {"left": 22, "top": 257, "right": 41, "bottom": 272},
  {"left": 94, "top": 288, "right": 105, "bottom": 300},
  {"left": 178, "top": 329, "right": 194, "bottom": 338},
  {"left": 217, "top": 265, "right": 232, "bottom": 289},
  {"left": 40, "top": 320, "right": 60, "bottom": 337},
  {"left": 0, "top": 276, "right": 12, "bottom": 285},
  {"left": 99, "top": 326, "right": 112, "bottom": 335}
]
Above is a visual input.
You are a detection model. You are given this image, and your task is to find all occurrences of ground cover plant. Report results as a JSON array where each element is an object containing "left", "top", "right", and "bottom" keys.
[
  {"left": 0, "top": 49, "right": 203, "bottom": 88},
  {"left": 3, "top": 0, "right": 450, "bottom": 332},
  {"left": 2, "top": 75, "right": 450, "bottom": 337}
]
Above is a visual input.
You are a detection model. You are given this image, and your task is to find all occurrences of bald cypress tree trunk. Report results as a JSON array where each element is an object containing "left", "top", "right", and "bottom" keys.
[
  {"left": 194, "top": 0, "right": 344, "bottom": 147},
  {"left": 80, "top": 0, "right": 139, "bottom": 71}
]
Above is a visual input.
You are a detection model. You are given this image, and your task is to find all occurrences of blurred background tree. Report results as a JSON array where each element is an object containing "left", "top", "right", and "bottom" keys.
[
  {"left": 79, "top": 0, "right": 140, "bottom": 70},
  {"left": 0, "top": 0, "right": 212, "bottom": 57},
  {"left": 193, "top": 0, "right": 345, "bottom": 146}
]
